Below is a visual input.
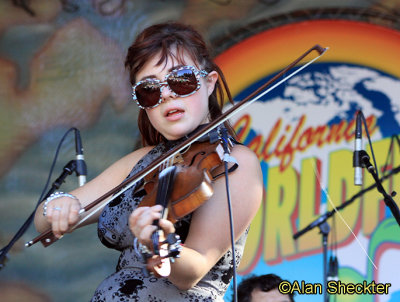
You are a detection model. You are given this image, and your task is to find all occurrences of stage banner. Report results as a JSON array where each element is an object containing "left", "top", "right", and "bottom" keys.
[{"left": 216, "top": 19, "right": 400, "bottom": 302}]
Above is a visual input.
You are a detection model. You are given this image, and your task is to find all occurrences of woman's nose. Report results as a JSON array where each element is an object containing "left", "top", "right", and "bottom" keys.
[{"left": 160, "top": 83, "right": 175, "bottom": 102}]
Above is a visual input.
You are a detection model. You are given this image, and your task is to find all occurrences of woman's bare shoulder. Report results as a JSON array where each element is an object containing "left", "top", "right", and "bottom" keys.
[
  {"left": 231, "top": 144, "right": 261, "bottom": 169},
  {"left": 94, "top": 145, "right": 154, "bottom": 183},
  {"left": 119, "top": 146, "right": 154, "bottom": 166}
]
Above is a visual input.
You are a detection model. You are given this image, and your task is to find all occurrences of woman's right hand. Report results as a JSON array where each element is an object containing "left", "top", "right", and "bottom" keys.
[{"left": 44, "top": 196, "right": 82, "bottom": 238}]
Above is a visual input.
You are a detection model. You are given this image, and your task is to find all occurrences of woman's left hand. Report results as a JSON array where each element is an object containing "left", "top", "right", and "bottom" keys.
[{"left": 128, "top": 204, "right": 175, "bottom": 250}]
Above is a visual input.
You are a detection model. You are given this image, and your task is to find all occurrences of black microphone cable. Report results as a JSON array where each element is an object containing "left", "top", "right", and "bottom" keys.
[
  {"left": 220, "top": 127, "right": 238, "bottom": 302},
  {"left": 358, "top": 111, "right": 400, "bottom": 226},
  {"left": 0, "top": 127, "right": 77, "bottom": 269},
  {"left": 382, "top": 134, "right": 400, "bottom": 179}
]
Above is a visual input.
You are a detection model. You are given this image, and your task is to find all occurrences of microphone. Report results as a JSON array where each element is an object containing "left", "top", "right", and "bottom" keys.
[
  {"left": 74, "top": 129, "right": 87, "bottom": 186},
  {"left": 353, "top": 111, "right": 363, "bottom": 186}
]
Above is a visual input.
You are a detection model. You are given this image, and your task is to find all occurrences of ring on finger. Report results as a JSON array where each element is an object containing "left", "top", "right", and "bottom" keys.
[{"left": 53, "top": 207, "right": 62, "bottom": 211}]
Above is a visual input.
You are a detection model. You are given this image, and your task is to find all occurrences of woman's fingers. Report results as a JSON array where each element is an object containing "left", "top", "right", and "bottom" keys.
[
  {"left": 138, "top": 225, "right": 158, "bottom": 247},
  {"left": 57, "top": 204, "right": 70, "bottom": 233},
  {"left": 129, "top": 205, "right": 165, "bottom": 246},
  {"left": 158, "top": 218, "right": 175, "bottom": 235},
  {"left": 137, "top": 208, "right": 162, "bottom": 229},
  {"left": 68, "top": 201, "right": 81, "bottom": 225},
  {"left": 129, "top": 206, "right": 162, "bottom": 231},
  {"left": 50, "top": 206, "right": 62, "bottom": 238},
  {"left": 45, "top": 198, "right": 82, "bottom": 238},
  {"left": 128, "top": 206, "right": 149, "bottom": 230}
]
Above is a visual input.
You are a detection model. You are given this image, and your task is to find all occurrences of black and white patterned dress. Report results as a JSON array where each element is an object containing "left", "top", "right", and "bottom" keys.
[{"left": 91, "top": 141, "right": 248, "bottom": 302}]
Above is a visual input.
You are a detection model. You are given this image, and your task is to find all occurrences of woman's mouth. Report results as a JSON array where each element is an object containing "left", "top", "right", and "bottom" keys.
[{"left": 165, "top": 108, "right": 184, "bottom": 121}]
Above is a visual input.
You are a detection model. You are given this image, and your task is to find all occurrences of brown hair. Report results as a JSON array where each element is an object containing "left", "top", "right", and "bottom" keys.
[
  {"left": 237, "top": 274, "right": 295, "bottom": 302},
  {"left": 125, "top": 22, "right": 235, "bottom": 146}
]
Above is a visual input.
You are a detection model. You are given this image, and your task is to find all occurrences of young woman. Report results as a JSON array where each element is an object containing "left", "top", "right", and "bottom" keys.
[{"left": 34, "top": 22, "right": 263, "bottom": 301}]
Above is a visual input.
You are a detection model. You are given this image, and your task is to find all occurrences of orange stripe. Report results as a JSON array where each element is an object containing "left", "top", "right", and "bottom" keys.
[{"left": 215, "top": 20, "right": 400, "bottom": 96}]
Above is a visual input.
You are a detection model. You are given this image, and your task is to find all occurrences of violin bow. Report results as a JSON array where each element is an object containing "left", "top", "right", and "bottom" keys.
[{"left": 26, "top": 44, "right": 328, "bottom": 248}]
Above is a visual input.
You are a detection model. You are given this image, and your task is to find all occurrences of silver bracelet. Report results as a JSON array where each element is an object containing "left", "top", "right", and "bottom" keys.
[
  {"left": 42, "top": 191, "right": 77, "bottom": 217},
  {"left": 133, "top": 237, "right": 153, "bottom": 259}
]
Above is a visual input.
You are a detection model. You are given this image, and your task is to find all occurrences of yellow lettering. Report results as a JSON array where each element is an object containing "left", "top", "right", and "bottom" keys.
[
  {"left": 238, "top": 181, "right": 265, "bottom": 272},
  {"left": 264, "top": 166, "right": 297, "bottom": 262},
  {"left": 297, "top": 157, "right": 322, "bottom": 252},
  {"left": 327, "top": 150, "right": 361, "bottom": 245},
  {"left": 327, "top": 281, "right": 337, "bottom": 294},
  {"left": 291, "top": 280, "right": 301, "bottom": 293}
]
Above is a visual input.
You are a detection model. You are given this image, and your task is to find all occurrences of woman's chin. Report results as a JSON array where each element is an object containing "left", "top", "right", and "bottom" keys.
[
  {"left": 161, "top": 130, "right": 185, "bottom": 141},
  {"left": 162, "top": 127, "right": 193, "bottom": 141}
]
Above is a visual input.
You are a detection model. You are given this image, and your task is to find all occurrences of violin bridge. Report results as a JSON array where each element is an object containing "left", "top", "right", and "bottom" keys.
[{"left": 173, "top": 153, "right": 184, "bottom": 164}]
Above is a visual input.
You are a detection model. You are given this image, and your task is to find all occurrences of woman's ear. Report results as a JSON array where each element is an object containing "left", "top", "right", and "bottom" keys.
[{"left": 206, "top": 71, "right": 218, "bottom": 96}]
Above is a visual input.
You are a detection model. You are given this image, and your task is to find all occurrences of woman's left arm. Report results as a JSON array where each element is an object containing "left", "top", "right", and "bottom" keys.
[{"left": 166, "top": 144, "right": 263, "bottom": 290}]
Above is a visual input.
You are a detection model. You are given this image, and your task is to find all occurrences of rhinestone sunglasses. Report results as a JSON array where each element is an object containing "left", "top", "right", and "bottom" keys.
[{"left": 132, "top": 65, "right": 209, "bottom": 109}]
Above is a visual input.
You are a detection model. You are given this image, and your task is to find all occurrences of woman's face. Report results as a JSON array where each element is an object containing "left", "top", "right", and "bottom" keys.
[{"left": 135, "top": 50, "right": 218, "bottom": 141}]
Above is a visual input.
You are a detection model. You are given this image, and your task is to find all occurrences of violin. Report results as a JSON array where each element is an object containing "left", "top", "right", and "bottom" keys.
[
  {"left": 137, "top": 138, "right": 230, "bottom": 277},
  {"left": 140, "top": 140, "right": 226, "bottom": 222},
  {"left": 26, "top": 45, "right": 327, "bottom": 260}
]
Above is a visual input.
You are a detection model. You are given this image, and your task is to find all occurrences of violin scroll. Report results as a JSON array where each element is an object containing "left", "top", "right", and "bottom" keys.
[{"left": 136, "top": 233, "right": 182, "bottom": 278}]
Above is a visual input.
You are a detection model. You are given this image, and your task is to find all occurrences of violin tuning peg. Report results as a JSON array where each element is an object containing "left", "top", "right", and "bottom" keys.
[
  {"left": 168, "top": 250, "right": 181, "bottom": 259},
  {"left": 166, "top": 233, "right": 181, "bottom": 245},
  {"left": 167, "top": 233, "right": 183, "bottom": 261}
]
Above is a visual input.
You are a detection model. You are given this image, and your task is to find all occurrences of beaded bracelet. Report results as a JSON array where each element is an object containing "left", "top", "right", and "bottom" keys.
[
  {"left": 133, "top": 237, "right": 153, "bottom": 259},
  {"left": 42, "top": 191, "right": 77, "bottom": 217}
]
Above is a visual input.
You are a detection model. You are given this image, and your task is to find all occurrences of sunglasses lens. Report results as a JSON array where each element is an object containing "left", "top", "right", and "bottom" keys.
[
  {"left": 135, "top": 81, "right": 160, "bottom": 108},
  {"left": 167, "top": 69, "right": 198, "bottom": 96}
]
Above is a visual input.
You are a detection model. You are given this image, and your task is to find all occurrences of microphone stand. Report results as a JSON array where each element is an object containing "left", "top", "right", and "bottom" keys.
[
  {"left": 293, "top": 163, "right": 400, "bottom": 302},
  {"left": 0, "top": 160, "right": 78, "bottom": 268},
  {"left": 293, "top": 213, "right": 332, "bottom": 302},
  {"left": 360, "top": 150, "right": 400, "bottom": 227},
  {"left": 51, "top": 160, "right": 77, "bottom": 192}
]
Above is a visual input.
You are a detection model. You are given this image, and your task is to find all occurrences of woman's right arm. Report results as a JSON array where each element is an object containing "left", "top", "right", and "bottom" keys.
[{"left": 34, "top": 146, "right": 153, "bottom": 237}]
